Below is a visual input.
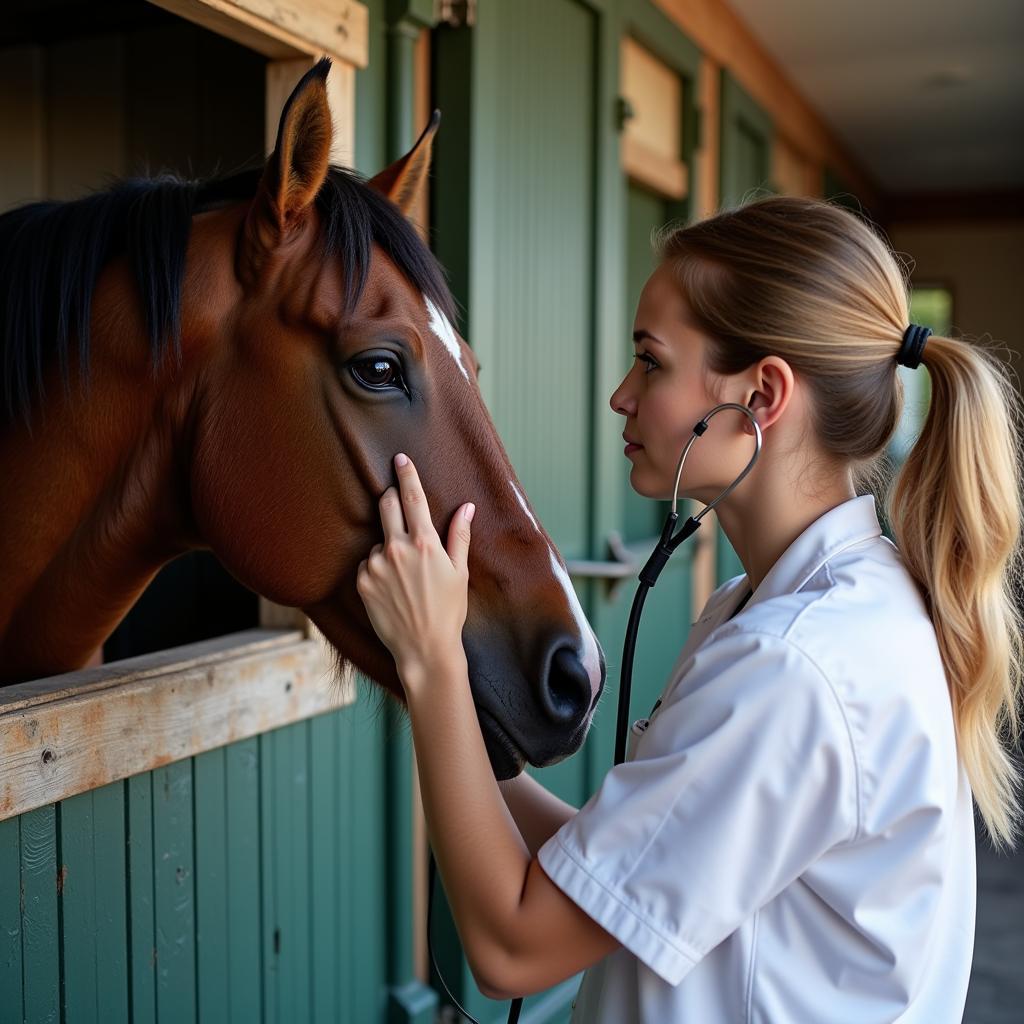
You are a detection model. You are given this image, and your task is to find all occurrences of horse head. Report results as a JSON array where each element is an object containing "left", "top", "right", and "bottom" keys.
[{"left": 0, "top": 58, "right": 605, "bottom": 779}]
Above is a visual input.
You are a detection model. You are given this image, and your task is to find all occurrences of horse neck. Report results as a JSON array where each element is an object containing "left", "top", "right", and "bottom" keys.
[{"left": 0, "top": 263, "right": 202, "bottom": 685}]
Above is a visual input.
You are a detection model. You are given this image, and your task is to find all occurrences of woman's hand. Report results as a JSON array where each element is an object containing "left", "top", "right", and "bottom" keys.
[{"left": 356, "top": 452, "right": 476, "bottom": 694}]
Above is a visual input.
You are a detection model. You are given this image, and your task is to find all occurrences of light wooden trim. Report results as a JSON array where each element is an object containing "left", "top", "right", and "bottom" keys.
[
  {"left": 265, "top": 56, "right": 355, "bottom": 166},
  {"left": 0, "top": 628, "right": 356, "bottom": 822},
  {"left": 621, "top": 36, "right": 683, "bottom": 161},
  {"left": 622, "top": 134, "right": 688, "bottom": 201},
  {"left": 694, "top": 56, "right": 721, "bottom": 219},
  {"left": 409, "top": 26, "right": 432, "bottom": 243},
  {"left": 773, "top": 131, "right": 821, "bottom": 198},
  {"left": 652, "top": 0, "right": 877, "bottom": 209},
  {"left": 148, "top": 0, "right": 368, "bottom": 68}
]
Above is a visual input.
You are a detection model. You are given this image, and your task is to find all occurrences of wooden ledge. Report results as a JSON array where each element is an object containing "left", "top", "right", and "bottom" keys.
[
  {"left": 0, "top": 628, "right": 357, "bottom": 821},
  {"left": 149, "top": 0, "right": 369, "bottom": 68}
]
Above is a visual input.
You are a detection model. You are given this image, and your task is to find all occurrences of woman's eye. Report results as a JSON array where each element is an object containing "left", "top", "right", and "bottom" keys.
[
  {"left": 633, "top": 353, "right": 659, "bottom": 374},
  {"left": 351, "top": 356, "right": 405, "bottom": 392}
]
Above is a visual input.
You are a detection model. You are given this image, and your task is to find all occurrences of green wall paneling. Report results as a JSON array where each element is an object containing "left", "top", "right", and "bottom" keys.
[
  {"left": 21, "top": 806, "right": 60, "bottom": 1024},
  {"left": 0, "top": 815, "right": 22, "bottom": 1024},
  {"left": 60, "top": 783, "right": 129, "bottom": 1023},
  {"left": 719, "top": 69, "right": 774, "bottom": 212}
]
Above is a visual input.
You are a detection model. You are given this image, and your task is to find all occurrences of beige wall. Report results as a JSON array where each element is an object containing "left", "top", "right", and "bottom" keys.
[{"left": 887, "top": 219, "right": 1024, "bottom": 373}]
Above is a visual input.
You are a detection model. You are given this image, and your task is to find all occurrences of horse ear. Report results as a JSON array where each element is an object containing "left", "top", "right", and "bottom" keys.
[
  {"left": 240, "top": 57, "right": 333, "bottom": 283},
  {"left": 369, "top": 110, "right": 440, "bottom": 215}
]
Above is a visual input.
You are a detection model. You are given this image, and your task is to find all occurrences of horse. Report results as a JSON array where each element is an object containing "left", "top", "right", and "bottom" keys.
[{"left": 0, "top": 57, "right": 605, "bottom": 780}]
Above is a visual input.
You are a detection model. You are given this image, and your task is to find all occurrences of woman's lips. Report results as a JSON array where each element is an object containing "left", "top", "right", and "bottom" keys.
[{"left": 624, "top": 443, "right": 643, "bottom": 456}]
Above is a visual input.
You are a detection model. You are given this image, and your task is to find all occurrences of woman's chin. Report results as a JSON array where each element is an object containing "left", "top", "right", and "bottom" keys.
[{"left": 628, "top": 466, "right": 662, "bottom": 499}]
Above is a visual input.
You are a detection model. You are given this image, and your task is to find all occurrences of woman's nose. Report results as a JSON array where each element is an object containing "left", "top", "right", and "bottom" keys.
[{"left": 609, "top": 375, "right": 636, "bottom": 416}]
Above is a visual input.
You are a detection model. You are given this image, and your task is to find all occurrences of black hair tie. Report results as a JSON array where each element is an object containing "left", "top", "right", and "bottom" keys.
[{"left": 896, "top": 323, "right": 931, "bottom": 369}]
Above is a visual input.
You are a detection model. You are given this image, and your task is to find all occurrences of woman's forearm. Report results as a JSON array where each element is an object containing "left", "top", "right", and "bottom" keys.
[{"left": 497, "top": 772, "right": 578, "bottom": 856}]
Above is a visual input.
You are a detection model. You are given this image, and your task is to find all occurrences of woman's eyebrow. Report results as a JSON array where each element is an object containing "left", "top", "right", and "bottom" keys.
[{"left": 633, "top": 329, "right": 666, "bottom": 348}]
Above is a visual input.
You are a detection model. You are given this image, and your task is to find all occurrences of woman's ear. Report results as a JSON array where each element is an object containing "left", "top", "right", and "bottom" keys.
[
  {"left": 238, "top": 57, "right": 334, "bottom": 287},
  {"left": 368, "top": 110, "right": 440, "bottom": 216}
]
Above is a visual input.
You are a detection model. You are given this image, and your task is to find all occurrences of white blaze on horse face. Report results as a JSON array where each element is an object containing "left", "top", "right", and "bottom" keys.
[
  {"left": 509, "top": 481, "right": 602, "bottom": 699},
  {"left": 424, "top": 295, "right": 469, "bottom": 381},
  {"left": 510, "top": 481, "right": 540, "bottom": 533},
  {"left": 509, "top": 477, "right": 598, "bottom": 696},
  {"left": 547, "top": 549, "right": 604, "bottom": 700}
]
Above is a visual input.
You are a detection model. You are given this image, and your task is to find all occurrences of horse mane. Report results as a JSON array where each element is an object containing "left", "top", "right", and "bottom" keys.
[{"left": 0, "top": 165, "right": 458, "bottom": 426}]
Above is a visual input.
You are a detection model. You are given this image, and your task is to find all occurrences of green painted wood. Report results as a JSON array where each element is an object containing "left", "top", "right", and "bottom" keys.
[
  {"left": 0, "top": 816, "right": 23, "bottom": 1024},
  {"left": 2, "top": 699, "right": 396, "bottom": 1023},
  {"left": 719, "top": 70, "right": 775, "bottom": 212},
  {"left": 20, "top": 806, "right": 58, "bottom": 1024},
  {"left": 194, "top": 747, "right": 230, "bottom": 1022},
  {"left": 260, "top": 722, "right": 312, "bottom": 1024},
  {"left": 59, "top": 783, "right": 129, "bottom": 1023},
  {"left": 126, "top": 773, "right": 157, "bottom": 1024},
  {"left": 152, "top": 760, "right": 196, "bottom": 1020},
  {"left": 223, "top": 738, "right": 262, "bottom": 1023},
  {"left": 309, "top": 715, "right": 341, "bottom": 1023},
  {"left": 346, "top": 687, "right": 389, "bottom": 1023},
  {"left": 290, "top": 722, "right": 313, "bottom": 1024}
]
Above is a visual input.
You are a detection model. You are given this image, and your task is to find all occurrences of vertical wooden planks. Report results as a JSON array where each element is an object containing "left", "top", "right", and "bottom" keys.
[
  {"left": 59, "top": 784, "right": 129, "bottom": 1023},
  {"left": 309, "top": 714, "right": 341, "bottom": 1022},
  {"left": 20, "top": 806, "right": 58, "bottom": 1024},
  {"left": 194, "top": 748, "right": 230, "bottom": 1022},
  {"left": 347, "top": 688, "right": 388, "bottom": 1022},
  {"left": 126, "top": 774, "right": 157, "bottom": 1023},
  {"left": 3, "top": 706, "right": 388, "bottom": 1022},
  {"left": 260, "top": 722, "right": 311, "bottom": 1023},
  {"left": 152, "top": 761, "right": 196, "bottom": 1020},
  {"left": 0, "top": 816, "right": 23, "bottom": 1024},
  {"left": 224, "top": 738, "right": 262, "bottom": 1023}
]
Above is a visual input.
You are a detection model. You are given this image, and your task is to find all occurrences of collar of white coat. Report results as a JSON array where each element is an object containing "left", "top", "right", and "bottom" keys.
[{"left": 733, "top": 493, "right": 883, "bottom": 616}]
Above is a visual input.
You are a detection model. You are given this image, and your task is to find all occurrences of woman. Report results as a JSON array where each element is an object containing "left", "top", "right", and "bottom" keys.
[{"left": 355, "top": 195, "right": 1024, "bottom": 1022}]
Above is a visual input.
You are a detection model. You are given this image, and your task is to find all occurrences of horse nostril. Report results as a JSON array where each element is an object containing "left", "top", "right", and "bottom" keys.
[{"left": 542, "top": 645, "right": 592, "bottom": 727}]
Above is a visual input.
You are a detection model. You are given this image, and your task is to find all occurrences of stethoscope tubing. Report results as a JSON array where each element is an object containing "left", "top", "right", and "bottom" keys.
[{"left": 615, "top": 403, "right": 762, "bottom": 764}]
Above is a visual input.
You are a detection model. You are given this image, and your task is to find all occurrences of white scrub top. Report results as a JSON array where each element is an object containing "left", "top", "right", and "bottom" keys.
[{"left": 537, "top": 493, "right": 976, "bottom": 1023}]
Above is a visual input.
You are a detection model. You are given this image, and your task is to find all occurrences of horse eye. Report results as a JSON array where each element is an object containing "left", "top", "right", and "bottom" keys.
[{"left": 351, "top": 356, "right": 403, "bottom": 391}]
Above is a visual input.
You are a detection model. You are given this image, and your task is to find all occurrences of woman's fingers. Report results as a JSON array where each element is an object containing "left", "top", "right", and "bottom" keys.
[
  {"left": 393, "top": 453, "right": 435, "bottom": 540},
  {"left": 379, "top": 487, "right": 406, "bottom": 540}
]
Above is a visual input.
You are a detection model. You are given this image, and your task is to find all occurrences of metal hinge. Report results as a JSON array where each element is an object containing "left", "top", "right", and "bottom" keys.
[{"left": 435, "top": 0, "right": 476, "bottom": 27}]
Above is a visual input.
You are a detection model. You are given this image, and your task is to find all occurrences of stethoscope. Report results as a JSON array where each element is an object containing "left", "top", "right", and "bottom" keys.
[{"left": 427, "top": 402, "right": 763, "bottom": 1024}]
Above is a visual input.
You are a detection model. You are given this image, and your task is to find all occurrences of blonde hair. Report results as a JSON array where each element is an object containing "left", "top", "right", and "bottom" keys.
[{"left": 657, "top": 195, "right": 1024, "bottom": 851}]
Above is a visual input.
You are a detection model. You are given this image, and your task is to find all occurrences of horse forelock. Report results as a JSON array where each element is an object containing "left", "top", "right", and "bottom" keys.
[{"left": 0, "top": 164, "right": 458, "bottom": 428}]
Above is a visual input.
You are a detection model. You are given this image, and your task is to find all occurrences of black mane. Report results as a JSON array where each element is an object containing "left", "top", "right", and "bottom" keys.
[{"left": 0, "top": 166, "right": 457, "bottom": 426}]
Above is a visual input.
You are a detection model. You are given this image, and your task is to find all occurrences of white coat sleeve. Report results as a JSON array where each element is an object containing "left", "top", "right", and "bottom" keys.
[{"left": 536, "top": 627, "right": 861, "bottom": 986}]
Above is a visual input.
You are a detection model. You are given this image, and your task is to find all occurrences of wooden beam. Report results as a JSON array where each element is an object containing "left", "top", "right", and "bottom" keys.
[
  {"left": 653, "top": 0, "right": 878, "bottom": 209},
  {"left": 622, "top": 135, "right": 688, "bottom": 201},
  {"left": 147, "top": 0, "right": 368, "bottom": 68},
  {"left": 0, "top": 629, "right": 357, "bottom": 821}
]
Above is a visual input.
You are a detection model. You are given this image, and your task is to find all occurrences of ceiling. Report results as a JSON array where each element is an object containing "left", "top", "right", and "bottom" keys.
[{"left": 727, "top": 0, "right": 1024, "bottom": 196}]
